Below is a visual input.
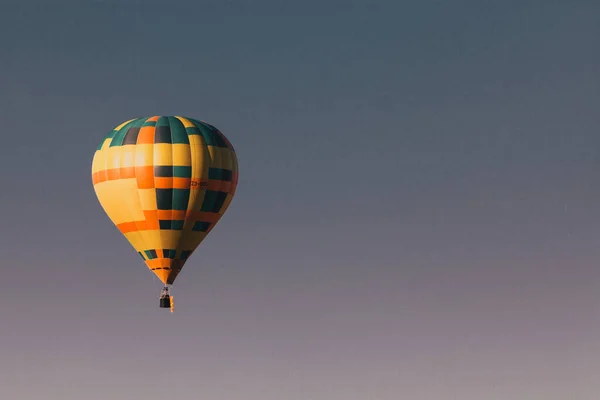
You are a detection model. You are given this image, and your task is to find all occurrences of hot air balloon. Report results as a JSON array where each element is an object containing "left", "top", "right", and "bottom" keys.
[{"left": 91, "top": 116, "right": 238, "bottom": 311}]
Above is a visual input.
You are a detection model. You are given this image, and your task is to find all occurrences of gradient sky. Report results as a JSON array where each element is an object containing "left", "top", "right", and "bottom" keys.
[{"left": 1, "top": 1, "right": 599, "bottom": 399}]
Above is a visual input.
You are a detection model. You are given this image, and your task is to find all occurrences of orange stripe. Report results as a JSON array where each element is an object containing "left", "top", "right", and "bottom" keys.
[
  {"left": 117, "top": 220, "right": 148, "bottom": 234},
  {"left": 136, "top": 166, "right": 154, "bottom": 189},
  {"left": 117, "top": 221, "right": 137, "bottom": 234},
  {"left": 94, "top": 166, "right": 197, "bottom": 189},
  {"left": 172, "top": 177, "right": 191, "bottom": 189},
  {"left": 107, "top": 168, "right": 120, "bottom": 180},
  {"left": 115, "top": 212, "right": 222, "bottom": 234},
  {"left": 157, "top": 210, "right": 187, "bottom": 220},
  {"left": 141, "top": 259, "right": 184, "bottom": 270},
  {"left": 92, "top": 167, "right": 140, "bottom": 184},
  {"left": 155, "top": 177, "right": 191, "bottom": 189},
  {"left": 208, "top": 180, "right": 232, "bottom": 192},
  {"left": 120, "top": 166, "right": 136, "bottom": 178},
  {"left": 144, "top": 210, "right": 160, "bottom": 229},
  {"left": 92, "top": 172, "right": 102, "bottom": 184},
  {"left": 187, "top": 211, "right": 220, "bottom": 223},
  {"left": 137, "top": 126, "right": 155, "bottom": 144},
  {"left": 146, "top": 258, "right": 173, "bottom": 268},
  {"left": 190, "top": 180, "right": 209, "bottom": 190},
  {"left": 154, "top": 177, "right": 173, "bottom": 189}
]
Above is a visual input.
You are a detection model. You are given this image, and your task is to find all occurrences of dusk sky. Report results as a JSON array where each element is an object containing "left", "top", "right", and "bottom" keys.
[{"left": 1, "top": 1, "right": 600, "bottom": 399}]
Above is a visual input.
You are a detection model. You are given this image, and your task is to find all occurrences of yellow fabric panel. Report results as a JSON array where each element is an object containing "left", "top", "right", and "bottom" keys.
[
  {"left": 174, "top": 116, "right": 195, "bottom": 128},
  {"left": 160, "top": 231, "right": 184, "bottom": 249},
  {"left": 120, "top": 145, "right": 136, "bottom": 168},
  {"left": 126, "top": 231, "right": 146, "bottom": 253},
  {"left": 114, "top": 118, "right": 136, "bottom": 130},
  {"left": 207, "top": 146, "right": 234, "bottom": 169},
  {"left": 211, "top": 145, "right": 223, "bottom": 176},
  {"left": 153, "top": 143, "right": 173, "bottom": 165},
  {"left": 189, "top": 189, "right": 207, "bottom": 213},
  {"left": 100, "top": 138, "right": 113, "bottom": 151},
  {"left": 94, "top": 179, "right": 145, "bottom": 225},
  {"left": 138, "top": 188, "right": 157, "bottom": 211},
  {"left": 106, "top": 146, "right": 121, "bottom": 170},
  {"left": 125, "top": 232, "right": 187, "bottom": 256},
  {"left": 126, "top": 230, "right": 163, "bottom": 251},
  {"left": 183, "top": 142, "right": 209, "bottom": 233},
  {"left": 172, "top": 144, "right": 192, "bottom": 166},
  {"left": 113, "top": 178, "right": 145, "bottom": 222},
  {"left": 190, "top": 144, "right": 208, "bottom": 181},
  {"left": 134, "top": 144, "right": 154, "bottom": 167},
  {"left": 188, "top": 134, "right": 204, "bottom": 147},
  {"left": 178, "top": 231, "right": 208, "bottom": 250},
  {"left": 91, "top": 151, "right": 103, "bottom": 174}
]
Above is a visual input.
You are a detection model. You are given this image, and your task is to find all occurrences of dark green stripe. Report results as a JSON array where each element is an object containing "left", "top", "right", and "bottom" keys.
[
  {"left": 174, "top": 166, "right": 192, "bottom": 178},
  {"left": 159, "top": 220, "right": 170, "bottom": 230},
  {"left": 172, "top": 189, "right": 190, "bottom": 210},
  {"left": 156, "top": 116, "right": 170, "bottom": 126},
  {"left": 208, "top": 168, "right": 233, "bottom": 181},
  {"left": 123, "top": 128, "right": 140, "bottom": 145},
  {"left": 154, "top": 166, "right": 172, "bottom": 177},
  {"left": 155, "top": 117, "right": 172, "bottom": 143},
  {"left": 185, "top": 126, "right": 202, "bottom": 136},
  {"left": 97, "top": 136, "right": 111, "bottom": 150},
  {"left": 154, "top": 166, "right": 192, "bottom": 178},
  {"left": 200, "top": 190, "right": 228, "bottom": 213},
  {"left": 189, "top": 119, "right": 228, "bottom": 147},
  {"left": 169, "top": 117, "right": 190, "bottom": 144},
  {"left": 172, "top": 220, "right": 185, "bottom": 230},
  {"left": 192, "top": 221, "right": 211, "bottom": 232},
  {"left": 144, "top": 249, "right": 158, "bottom": 259},
  {"left": 98, "top": 116, "right": 231, "bottom": 151},
  {"left": 97, "top": 126, "right": 120, "bottom": 150},
  {"left": 156, "top": 188, "right": 190, "bottom": 211},
  {"left": 110, "top": 119, "right": 143, "bottom": 147},
  {"left": 163, "top": 249, "right": 177, "bottom": 259},
  {"left": 156, "top": 189, "right": 173, "bottom": 210},
  {"left": 203, "top": 121, "right": 232, "bottom": 150},
  {"left": 159, "top": 220, "right": 185, "bottom": 230}
]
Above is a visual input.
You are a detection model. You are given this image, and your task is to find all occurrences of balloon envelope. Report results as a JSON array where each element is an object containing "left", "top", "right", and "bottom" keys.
[{"left": 91, "top": 116, "right": 238, "bottom": 285}]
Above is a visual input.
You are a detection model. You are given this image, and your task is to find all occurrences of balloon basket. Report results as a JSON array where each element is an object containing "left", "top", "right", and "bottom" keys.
[
  {"left": 159, "top": 296, "right": 171, "bottom": 308},
  {"left": 159, "top": 286, "right": 171, "bottom": 309}
]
